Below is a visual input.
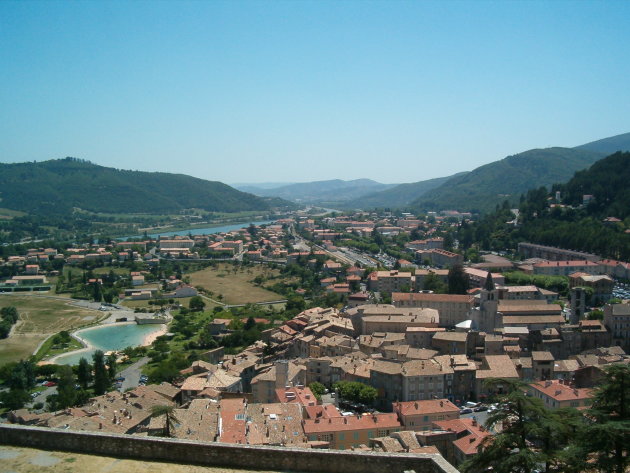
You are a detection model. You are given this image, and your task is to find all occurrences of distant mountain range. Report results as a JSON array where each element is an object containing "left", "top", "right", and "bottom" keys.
[
  {"left": 236, "top": 132, "right": 630, "bottom": 213},
  {"left": 235, "top": 179, "right": 396, "bottom": 204},
  {"left": 0, "top": 158, "right": 286, "bottom": 215},
  {"left": 339, "top": 173, "right": 467, "bottom": 209}
]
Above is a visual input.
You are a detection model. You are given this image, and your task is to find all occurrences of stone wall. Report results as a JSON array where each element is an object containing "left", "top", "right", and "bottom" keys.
[{"left": 0, "top": 424, "right": 458, "bottom": 473}]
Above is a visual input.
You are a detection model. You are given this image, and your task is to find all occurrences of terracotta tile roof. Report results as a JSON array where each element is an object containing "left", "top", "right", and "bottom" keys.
[
  {"left": 393, "top": 399, "right": 459, "bottom": 416},
  {"left": 304, "top": 413, "right": 401, "bottom": 434},
  {"left": 530, "top": 380, "right": 593, "bottom": 402}
]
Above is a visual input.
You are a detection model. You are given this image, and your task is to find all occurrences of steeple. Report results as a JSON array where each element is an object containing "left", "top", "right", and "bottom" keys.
[{"left": 484, "top": 273, "right": 495, "bottom": 291}]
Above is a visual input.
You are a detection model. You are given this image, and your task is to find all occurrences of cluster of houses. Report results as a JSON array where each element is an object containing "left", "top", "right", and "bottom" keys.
[{"left": 11, "top": 290, "right": 623, "bottom": 467}]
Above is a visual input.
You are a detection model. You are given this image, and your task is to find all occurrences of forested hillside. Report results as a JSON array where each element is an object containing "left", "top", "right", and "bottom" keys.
[
  {"left": 0, "top": 158, "right": 278, "bottom": 215},
  {"left": 412, "top": 147, "right": 603, "bottom": 213},
  {"left": 458, "top": 152, "right": 630, "bottom": 260}
]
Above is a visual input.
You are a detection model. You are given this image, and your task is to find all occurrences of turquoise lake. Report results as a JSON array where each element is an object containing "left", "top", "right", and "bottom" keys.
[{"left": 53, "top": 323, "right": 163, "bottom": 366}]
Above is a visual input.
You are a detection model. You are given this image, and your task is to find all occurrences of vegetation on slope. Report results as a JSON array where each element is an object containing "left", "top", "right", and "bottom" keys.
[
  {"left": 340, "top": 172, "right": 466, "bottom": 209},
  {"left": 413, "top": 147, "right": 603, "bottom": 213},
  {"left": 458, "top": 151, "right": 630, "bottom": 260},
  {"left": 0, "top": 158, "right": 277, "bottom": 215},
  {"left": 574, "top": 131, "right": 630, "bottom": 155}
]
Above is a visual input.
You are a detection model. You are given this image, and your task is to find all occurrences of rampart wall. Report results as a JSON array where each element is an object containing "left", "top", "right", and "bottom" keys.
[{"left": 0, "top": 424, "right": 458, "bottom": 473}]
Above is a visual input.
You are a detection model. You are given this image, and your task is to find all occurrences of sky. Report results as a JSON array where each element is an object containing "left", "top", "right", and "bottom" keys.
[{"left": 1, "top": 1, "right": 629, "bottom": 185}]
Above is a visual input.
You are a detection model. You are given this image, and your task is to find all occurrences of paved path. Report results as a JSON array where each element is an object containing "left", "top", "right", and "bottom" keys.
[{"left": 118, "top": 356, "right": 150, "bottom": 392}]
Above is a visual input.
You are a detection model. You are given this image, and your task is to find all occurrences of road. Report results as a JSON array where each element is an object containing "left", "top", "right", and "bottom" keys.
[{"left": 118, "top": 356, "right": 150, "bottom": 391}]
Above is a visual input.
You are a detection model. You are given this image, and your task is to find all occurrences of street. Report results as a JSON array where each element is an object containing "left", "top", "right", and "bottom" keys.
[{"left": 118, "top": 356, "right": 150, "bottom": 392}]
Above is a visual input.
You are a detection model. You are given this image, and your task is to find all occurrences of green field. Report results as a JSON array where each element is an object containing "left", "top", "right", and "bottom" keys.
[
  {"left": 0, "top": 295, "right": 102, "bottom": 365},
  {"left": 188, "top": 264, "right": 283, "bottom": 305}
]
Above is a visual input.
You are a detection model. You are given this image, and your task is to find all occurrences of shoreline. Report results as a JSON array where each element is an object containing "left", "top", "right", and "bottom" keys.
[
  {"left": 118, "top": 219, "right": 274, "bottom": 240},
  {"left": 141, "top": 323, "right": 168, "bottom": 346},
  {"left": 45, "top": 321, "right": 167, "bottom": 365}
]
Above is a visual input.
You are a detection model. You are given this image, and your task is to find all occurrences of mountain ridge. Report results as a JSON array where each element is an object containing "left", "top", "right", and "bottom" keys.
[
  {"left": 0, "top": 158, "right": 284, "bottom": 215},
  {"left": 238, "top": 178, "right": 397, "bottom": 203}
]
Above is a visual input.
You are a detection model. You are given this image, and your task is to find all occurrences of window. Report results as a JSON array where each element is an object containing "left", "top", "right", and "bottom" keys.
[
  {"left": 339, "top": 433, "right": 345, "bottom": 441},
  {"left": 353, "top": 432, "right": 359, "bottom": 440}
]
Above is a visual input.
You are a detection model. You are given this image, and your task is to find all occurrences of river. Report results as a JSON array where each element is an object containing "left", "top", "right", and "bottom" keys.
[{"left": 120, "top": 220, "right": 275, "bottom": 240}]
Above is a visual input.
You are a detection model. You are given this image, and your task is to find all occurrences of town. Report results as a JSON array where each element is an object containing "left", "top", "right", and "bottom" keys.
[{"left": 1, "top": 202, "right": 629, "bottom": 473}]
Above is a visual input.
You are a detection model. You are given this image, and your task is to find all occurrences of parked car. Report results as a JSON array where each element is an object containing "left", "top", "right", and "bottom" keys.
[
  {"left": 474, "top": 405, "right": 488, "bottom": 412},
  {"left": 460, "top": 408, "right": 473, "bottom": 414}
]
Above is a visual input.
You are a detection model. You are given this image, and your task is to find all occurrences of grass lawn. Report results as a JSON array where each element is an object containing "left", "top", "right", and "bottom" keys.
[
  {"left": 92, "top": 266, "right": 131, "bottom": 276},
  {"left": 0, "top": 294, "right": 101, "bottom": 365},
  {"left": 188, "top": 264, "right": 283, "bottom": 305}
]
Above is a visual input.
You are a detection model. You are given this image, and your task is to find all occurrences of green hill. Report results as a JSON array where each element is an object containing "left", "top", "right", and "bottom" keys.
[
  {"left": 574, "top": 131, "right": 630, "bottom": 155},
  {"left": 340, "top": 173, "right": 466, "bottom": 210},
  {"left": 0, "top": 158, "right": 279, "bottom": 215},
  {"left": 460, "top": 151, "right": 630, "bottom": 260},
  {"left": 412, "top": 147, "right": 604, "bottom": 213},
  {"left": 560, "top": 151, "right": 630, "bottom": 219}
]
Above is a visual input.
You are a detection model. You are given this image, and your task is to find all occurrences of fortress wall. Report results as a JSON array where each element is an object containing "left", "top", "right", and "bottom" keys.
[{"left": 0, "top": 424, "right": 458, "bottom": 473}]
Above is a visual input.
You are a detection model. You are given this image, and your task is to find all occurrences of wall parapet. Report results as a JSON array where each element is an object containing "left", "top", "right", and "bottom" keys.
[{"left": 0, "top": 424, "right": 458, "bottom": 473}]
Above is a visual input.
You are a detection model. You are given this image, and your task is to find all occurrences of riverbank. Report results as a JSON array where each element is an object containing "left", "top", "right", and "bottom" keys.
[{"left": 119, "top": 218, "right": 275, "bottom": 240}]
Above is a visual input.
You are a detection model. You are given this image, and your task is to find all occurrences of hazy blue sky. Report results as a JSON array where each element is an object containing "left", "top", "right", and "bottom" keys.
[{"left": 1, "top": 1, "right": 629, "bottom": 184}]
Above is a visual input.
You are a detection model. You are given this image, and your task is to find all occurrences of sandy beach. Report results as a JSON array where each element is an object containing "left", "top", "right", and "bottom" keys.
[{"left": 141, "top": 323, "right": 168, "bottom": 346}]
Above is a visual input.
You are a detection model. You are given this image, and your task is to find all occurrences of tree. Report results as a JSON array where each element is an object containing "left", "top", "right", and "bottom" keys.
[
  {"left": 92, "top": 282, "right": 103, "bottom": 302},
  {"left": 573, "top": 364, "right": 630, "bottom": 473},
  {"left": 309, "top": 382, "right": 326, "bottom": 401},
  {"left": 244, "top": 316, "right": 256, "bottom": 331},
  {"left": 93, "top": 350, "right": 109, "bottom": 395},
  {"left": 77, "top": 357, "right": 92, "bottom": 390},
  {"left": 151, "top": 404, "right": 179, "bottom": 437},
  {"left": 107, "top": 352, "right": 118, "bottom": 381},
  {"left": 423, "top": 272, "right": 447, "bottom": 293},
  {"left": 333, "top": 381, "right": 378, "bottom": 406},
  {"left": 447, "top": 263, "right": 469, "bottom": 294},
  {"left": 461, "top": 378, "right": 572, "bottom": 473},
  {"left": 189, "top": 295, "right": 205, "bottom": 312},
  {"left": 0, "top": 388, "right": 30, "bottom": 410},
  {"left": 285, "top": 295, "right": 306, "bottom": 313},
  {"left": 7, "top": 360, "right": 36, "bottom": 391},
  {"left": 55, "top": 365, "right": 77, "bottom": 409}
]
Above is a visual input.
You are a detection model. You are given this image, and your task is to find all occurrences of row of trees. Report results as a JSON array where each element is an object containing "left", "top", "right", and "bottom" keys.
[
  {"left": 462, "top": 364, "right": 630, "bottom": 473},
  {"left": 0, "top": 305, "right": 19, "bottom": 339},
  {"left": 47, "top": 350, "right": 118, "bottom": 410}
]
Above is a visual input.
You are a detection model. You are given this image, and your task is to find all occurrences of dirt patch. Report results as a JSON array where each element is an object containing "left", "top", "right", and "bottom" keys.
[
  {"left": 188, "top": 264, "right": 282, "bottom": 304},
  {"left": 0, "top": 446, "right": 283, "bottom": 473}
]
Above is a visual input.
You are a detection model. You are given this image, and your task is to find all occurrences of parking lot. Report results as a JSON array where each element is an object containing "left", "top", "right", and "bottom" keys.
[{"left": 613, "top": 283, "right": 630, "bottom": 300}]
